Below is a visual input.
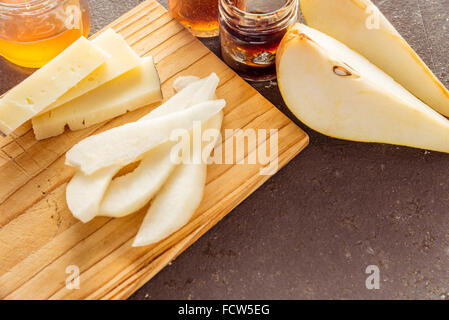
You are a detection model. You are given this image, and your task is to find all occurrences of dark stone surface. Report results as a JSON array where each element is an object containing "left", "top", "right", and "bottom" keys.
[{"left": 1, "top": 0, "right": 449, "bottom": 300}]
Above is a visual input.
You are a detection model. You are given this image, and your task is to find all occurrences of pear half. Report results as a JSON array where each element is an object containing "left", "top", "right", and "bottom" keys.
[
  {"left": 276, "top": 24, "right": 449, "bottom": 153},
  {"left": 300, "top": 0, "right": 449, "bottom": 116}
]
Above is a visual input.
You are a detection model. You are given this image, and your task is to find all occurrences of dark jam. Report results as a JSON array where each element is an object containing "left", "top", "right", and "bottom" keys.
[{"left": 219, "top": 0, "right": 295, "bottom": 81}]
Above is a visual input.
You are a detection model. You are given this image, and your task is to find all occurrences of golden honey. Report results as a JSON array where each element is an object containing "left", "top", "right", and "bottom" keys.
[
  {"left": 168, "top": 0, "right": 219, "bottom": 38},
  {"left": 0, "top": 0, "right": 90, "bottom": 68}
]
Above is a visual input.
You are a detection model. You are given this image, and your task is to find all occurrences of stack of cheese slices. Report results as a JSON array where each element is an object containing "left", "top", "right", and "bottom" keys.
[{"left": 0, "top": 29, "right": 162, "bottom": 139}]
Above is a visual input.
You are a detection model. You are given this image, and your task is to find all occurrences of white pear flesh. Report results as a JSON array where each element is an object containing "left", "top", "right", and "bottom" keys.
[
  {"left": 99, "top": 75, "right": 219, "bottom": 218},
  {"left": 65, "top": 74, "right": 220, "bottom": 222},
  {"left": 132, "top": 112, "right": 223, "bottom": 247},
  {"left": 66, "top": 166, "right": 120, "bottom": 223},
  {"left": 132, "top": 162, "right": 207, "bottom": 247},
  {"left": 148, "top": 73, "right": 218, "bottom": 119},
  {"left": 300, "top": 0, "right": 449, "bottom": 116},
  {"left": 99, "top": 142, "right": 177, "bottom": 218},
  {"left": 66, "top": 99, "right": 226, "bottom": 175},
  {"left": 276, "top": 24, "right": 449, "bottom": 153},
  {"left": 173, "top": 76, "right": 200, "bottom": 92}
]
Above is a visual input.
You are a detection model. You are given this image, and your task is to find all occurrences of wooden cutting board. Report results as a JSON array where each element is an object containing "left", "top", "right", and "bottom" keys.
[{"left": 0, "top": 0, "right": 308, "bottom": 299}]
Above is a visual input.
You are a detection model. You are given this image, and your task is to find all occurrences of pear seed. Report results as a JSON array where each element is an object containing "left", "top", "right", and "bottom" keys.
[{"left": 333, "top": 66, "right": 352, "bottom": 76}]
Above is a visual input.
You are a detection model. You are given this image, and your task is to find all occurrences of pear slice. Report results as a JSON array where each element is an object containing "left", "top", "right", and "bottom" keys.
[
  {"left": 98, "top": 75, "right": 207, "bottom": 218},
  {"left": 99, "top": 112, "right": 223, "bottom": 219},
  {"left": 66, "top": 166, "right": 120, "bottom": 223},
  {"left": 300, "top": 0, "right": 449, "bottom": 116},
  {"left": 132, "top": 162, "right": 207, "bottom": 247},
  {"left": 66, "top": 99, "right": 226, "bottom": 175},
  {"left": 132, "top": 111, "right": 223, "bottom": 247},
  {"left": 148, "top": 73, "right": 218, "bottom": 119},
  {"left": 276, "top": 24, "right": 449, "bottom": 153},
  {"left": 66, "top": 74, "right": 220, "bottom": 222},
  {"left": 173, "top": 75, "right": 201, "bottom": 92},
  {"left": 98, "top": 141, "right": 177, "bottom": 218}
]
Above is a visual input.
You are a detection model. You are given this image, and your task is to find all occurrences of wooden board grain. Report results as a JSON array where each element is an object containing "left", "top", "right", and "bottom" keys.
[{"left": 0, "top": 0, "right": 308, "bottom": 300}]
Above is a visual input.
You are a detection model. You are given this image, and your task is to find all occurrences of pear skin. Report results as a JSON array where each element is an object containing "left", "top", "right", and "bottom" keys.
[
  {"left": 276, "top": 24, "right": 449, "bottom": 153},
  {"left": 300, "top": 0, "right": 449, "bottom": 116}
]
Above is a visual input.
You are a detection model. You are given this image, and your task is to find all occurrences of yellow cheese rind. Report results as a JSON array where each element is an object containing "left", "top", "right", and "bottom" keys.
[
  {"left": 32, "top": 57, "right": 162, "bottom": 140},
  {"left": 44, "top": 29, "right": 141, "bottom": 112},
  {"left": 0, "top": 37, "right": 107, "bottom": 135}
]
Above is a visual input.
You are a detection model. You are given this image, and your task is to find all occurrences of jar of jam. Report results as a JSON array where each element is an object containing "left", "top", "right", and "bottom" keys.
[
  {"left": 0, "top": 0, "right": 91, "bottom": 68},
  {"left": 219, "top": 0, "right": 299, "bottom": 81},
  {"left": 168, "top": 0, "right": 219, "bottom": 38}
]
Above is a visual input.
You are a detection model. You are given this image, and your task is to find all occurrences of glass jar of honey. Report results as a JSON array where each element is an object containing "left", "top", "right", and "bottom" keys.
[
  {"left": 219, "top": 0, "right": 298, "bottom": 81},
  {"left": 0, "top": 0, "right": 90, "bottom": 68},
  {"left": 168, "top": 0, "right": 219, "bottom": 38}
]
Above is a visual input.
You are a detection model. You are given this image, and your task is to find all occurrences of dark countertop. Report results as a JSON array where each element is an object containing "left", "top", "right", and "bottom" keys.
[{"left": 1, "top": 0, "right": 449, "bottom": 300}]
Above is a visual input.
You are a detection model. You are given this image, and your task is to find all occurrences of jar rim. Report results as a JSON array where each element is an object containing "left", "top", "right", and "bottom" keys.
[
  {"left": 221, "top": 0, "right": 297, "bottom": 18},
  {"left": 0, "top": 0, "right": 58, "bottom": 11},
  {"left": 219, "top": 0, "right": 298, "bottom": 35}
]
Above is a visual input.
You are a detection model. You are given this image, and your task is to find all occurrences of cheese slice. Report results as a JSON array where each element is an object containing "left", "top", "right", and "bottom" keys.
[
  {"left": 32, "top": 57, "right": 162, "bottom": 140},
  {"left": 0, "top": 37, "right": 107, "bottom": 135},
  {"left": 43, "top": 29, "right": 141, "bottom": 113}
]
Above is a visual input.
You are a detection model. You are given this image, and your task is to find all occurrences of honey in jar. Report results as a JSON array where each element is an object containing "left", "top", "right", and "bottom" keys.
[
  {"left": 0, "top": 0, "right": 91, "bottom": 68},
  {"left": 168, "top": 0, "right": 219, "bottom": 38},
  {"left": 219, "top": 0, "right": 299, "bottom": 81}
]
